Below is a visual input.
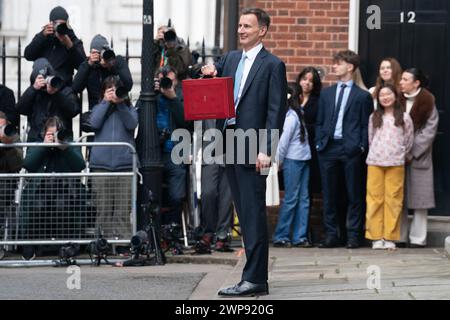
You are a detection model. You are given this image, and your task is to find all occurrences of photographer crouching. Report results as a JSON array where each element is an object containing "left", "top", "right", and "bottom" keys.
[
  {"left": 20, "top": 116, "right": 86, "bottom": 260},
  {"left": 17, "top": 58, "right": 80, "bottom": 142}
]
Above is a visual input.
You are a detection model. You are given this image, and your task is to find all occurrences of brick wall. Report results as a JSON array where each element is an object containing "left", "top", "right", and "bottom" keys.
[{"left": 240, "top": 0, "right": 350, "bottom": 85}]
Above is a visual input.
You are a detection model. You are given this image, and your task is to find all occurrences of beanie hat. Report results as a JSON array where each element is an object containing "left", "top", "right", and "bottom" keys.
[
  {"left": 49, "top": 6, "right": 69, "bottom": 22},
  {"left": 90, "top": 34, "right": 109, "bottom": 52}
]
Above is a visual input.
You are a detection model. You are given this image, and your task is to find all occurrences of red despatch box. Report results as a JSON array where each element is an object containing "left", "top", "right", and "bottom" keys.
[{"left": 182, "top": 77, "right": 236, "bottom": 121}]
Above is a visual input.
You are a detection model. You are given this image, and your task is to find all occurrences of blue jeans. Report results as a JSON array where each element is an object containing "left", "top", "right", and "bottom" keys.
[{"left": 273, "top": 159, "right": 310, "bottom": 244}]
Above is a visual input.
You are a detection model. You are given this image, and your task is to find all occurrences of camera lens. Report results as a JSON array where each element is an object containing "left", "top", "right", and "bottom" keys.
[
  {"left": 102, "top": 49, "right": 116, "bottom": 62},
  {"left": 115, "top": 86, "right": 129, "bottom": 99},
  {"left": 48, "top": 76, "right": 64, "bottom": 90},
  {"left": 164, "top": 29, "right": 177, "bottom": 43},
  {"left": 3, "top": 124, "right": 18, "bottom": 138},
  {"left": 56, "top": 129, "right": 70, "bottom": 142},
  {"left": 56, "top": 23, "right": 70, "bottom": 36},
  {"left": 160, "top": 77, "right": 173, "bottom": 90}
]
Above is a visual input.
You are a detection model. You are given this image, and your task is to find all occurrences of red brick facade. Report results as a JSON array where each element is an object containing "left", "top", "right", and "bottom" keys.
[{"left": 240, "top": 0, "right": 350, "bottom": 85}]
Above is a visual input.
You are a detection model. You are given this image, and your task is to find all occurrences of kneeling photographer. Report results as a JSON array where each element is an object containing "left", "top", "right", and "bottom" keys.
[
  {"left": 20, "top": 116, "right": 86, "bottom": 260},
  {"left": 155, "top": 66, "right": 192, "bottom": 232},
  {"left": 89, "top": 76, "right": 138, "bottom": 245},
  {"left": 17, "top": 58, "right": 80, "bottom": 142}
]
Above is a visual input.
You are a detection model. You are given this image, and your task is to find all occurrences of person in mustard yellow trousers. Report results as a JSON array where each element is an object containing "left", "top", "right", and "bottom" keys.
[{"left": 365, "top": 83, "right": 414, "bottom": 250}]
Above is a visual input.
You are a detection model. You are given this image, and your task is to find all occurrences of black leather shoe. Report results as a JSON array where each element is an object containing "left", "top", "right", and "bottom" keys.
[
  {"left": 218, "top": 281, "right": 269, "bottom": 297},
  {"left": 318, "top": 238, "right": 341, "bottom": 248},
  {"left": 346, "top": 240, "right": 360, "bottom": 249}
]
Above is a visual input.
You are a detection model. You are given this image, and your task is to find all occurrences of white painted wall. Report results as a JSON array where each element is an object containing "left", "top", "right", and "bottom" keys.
[{"left": 0, "top": 0, "right": 217, "bottom": 91}]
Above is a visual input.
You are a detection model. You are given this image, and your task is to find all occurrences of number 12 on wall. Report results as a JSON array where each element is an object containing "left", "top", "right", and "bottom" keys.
[{"left": 401, "top": 11, "right": 416, "bottom": 24}]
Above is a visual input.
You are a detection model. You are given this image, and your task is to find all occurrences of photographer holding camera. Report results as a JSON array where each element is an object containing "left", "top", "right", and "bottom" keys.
[
  {"left": 17, "top": 58, "right": 80, "bottom": 142},
  {"left": 154, "top": 26, "right": 191, "bottom": 81},
  {"left": 73, "top": 34, "right": 133, "bottom": 112},
  {"left": 20, "top": 116, "right": 86, "bottom": 260},
  {"left": 155, "top": 66, "right": 192, "bottom": 227},
  {"left": 24, "top": 6, "right": 86, "bottom": 85},
  {"left": 89, "top": 76, "right": 138, "bottom": 242}
]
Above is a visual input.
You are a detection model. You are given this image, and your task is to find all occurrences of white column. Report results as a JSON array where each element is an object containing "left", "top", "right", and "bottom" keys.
[{"left": 348, "top": 0, "right": 360, "bottom": 52}]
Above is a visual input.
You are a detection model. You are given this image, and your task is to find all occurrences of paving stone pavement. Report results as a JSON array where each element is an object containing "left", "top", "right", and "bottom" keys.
[{"left": 208, "top": 247, "right": 450, "bottom": 300}]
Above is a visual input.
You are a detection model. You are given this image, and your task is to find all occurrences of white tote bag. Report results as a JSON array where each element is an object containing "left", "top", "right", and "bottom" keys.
[{"left": 266, "top": 163, "right": 280, "bottom": 206}]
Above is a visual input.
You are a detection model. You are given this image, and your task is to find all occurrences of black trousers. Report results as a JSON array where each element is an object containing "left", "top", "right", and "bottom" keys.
[
  {"left": 200, "top": 164, "right": 233, "bottom": 238},
  {"left": 225, "top": 164, "right": 268, "bottom": 284},
  {"left": 318, "top": 140, "right": 364, "bottom": 241}
]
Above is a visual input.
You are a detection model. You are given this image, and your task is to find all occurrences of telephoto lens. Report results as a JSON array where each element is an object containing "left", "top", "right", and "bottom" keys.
[
  {"left": 3, "top": 124, "right": 18, "bottom": 138},
  {"left": 115, "top": 86, "right": 129, "bottom": 99},
  {"left": 101, "top": 48, "right": 116, "bottom": 62},
  {"left": 46, "top": 76, "right": 65, "bottom": 90},
  {"left": 55, "top": 23, "right": 70, "bottom": 36},
  {"left": 131, "top": 231, "right": 149, "bottom": 252},
  {"left": 160, "top": 77, "right": 173, "bottom": 90},
  {"left": 164, "top": 29, "right": 177, "bottom": 43},
  {"left": 56, "top": 129, "right": 71, "bottom": 143}
]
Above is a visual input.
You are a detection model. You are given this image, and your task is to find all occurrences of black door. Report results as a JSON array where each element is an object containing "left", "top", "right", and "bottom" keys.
[{"left": 359, "top": 0, "right": 450, "bottom": 216}]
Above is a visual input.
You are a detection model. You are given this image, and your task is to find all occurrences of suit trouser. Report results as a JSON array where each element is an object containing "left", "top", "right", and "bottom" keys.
[
  {"left": 365, "top": 166, "right": 404, "bottom": 241},
  {"left": 318, "top": 140, "right": 364, "bottom": 241},
  {"left": 200, "top": 164, "right": 233, "bottom": 237},
  {"left": 225, "top": 164, "right": 268, "bottom": 284}
]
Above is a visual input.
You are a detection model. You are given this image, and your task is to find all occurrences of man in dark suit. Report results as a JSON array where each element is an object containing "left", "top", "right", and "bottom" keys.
[
  {"left": 202, "top": 8, "right": 287, "bottom": 297},
  {"left": 315, "top": 50, "right": 373, "bottom": 249}
]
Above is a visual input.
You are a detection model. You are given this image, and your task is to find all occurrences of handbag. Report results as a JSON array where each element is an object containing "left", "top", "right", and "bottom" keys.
[{"left": 266, "top": 163, "right": 280, "bottom": 206}]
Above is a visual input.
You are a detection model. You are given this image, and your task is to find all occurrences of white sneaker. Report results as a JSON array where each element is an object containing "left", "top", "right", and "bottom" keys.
[
  {"left": 372, "top": 240, "right": 385, "bottom": 250},
  {"left": 384, "top": 241, "right": 397, "bottom": 250}
]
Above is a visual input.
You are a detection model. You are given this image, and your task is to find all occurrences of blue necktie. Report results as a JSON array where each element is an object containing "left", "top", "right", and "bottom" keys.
[
  {"left": 234, "top": 54, "right": 247, "bottom": 104},
  {"left": 331, "top": 83, "right": 347, "bottom": 137}
]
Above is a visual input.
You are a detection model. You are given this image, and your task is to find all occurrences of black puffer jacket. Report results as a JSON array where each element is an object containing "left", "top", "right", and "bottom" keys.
[
  {"left": 24, "top": 29, "right": 86, "bottom": 84},
  {"left": 17, "top": 59, "right": 80, "bottom": 142}
]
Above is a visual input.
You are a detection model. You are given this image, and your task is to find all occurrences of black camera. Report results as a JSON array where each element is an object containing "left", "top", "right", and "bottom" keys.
[
  {"left": 55, "top": 129, "right": 71, "bottom": 143},
  {"left": 101, "top": 46, "right": 116, "bottom": 63},
  {"left": 2, "top": 124, "right": 18, "bottom": 138},
  {"left": 88, "top": 238, "right": 110, "bottom": 256},
  {"left": 157, "top": 66, "right": 174, "bottom": 91},
  {"left": 55, "top": 22, "right": 70, "bottom": 36},
  {"left": 38, "top": 67, "right": 65, "bottom": 91},
  {"left": 163, "top": 29, "right": 177, "bottom": 44},
  {"left": 161, "top": 223, "right": 183, "bottom": 242},
  {"left": 58, "top": 243, "right": 80, "bottom": 265},
  {"left": 130, "top": 230, "right": 149, "bottom": 255},
  {"left": 160, "top": 77, "right": 173, "bottom": 90},
  {"left": 115, "top": 86, "right": 129, "bottom": 99}
]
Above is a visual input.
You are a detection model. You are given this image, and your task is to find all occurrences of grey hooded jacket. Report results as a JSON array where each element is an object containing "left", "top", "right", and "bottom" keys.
[{"left": 89, "top": 100, "right": 139, "bottom": 171}]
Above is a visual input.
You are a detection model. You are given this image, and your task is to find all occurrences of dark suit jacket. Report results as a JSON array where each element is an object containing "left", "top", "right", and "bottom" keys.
[
  {"left": 215, "top": 47, "right": 287, "bottom": 164},
  {"left": 315, "top": 84, "right": 373, "bottom": 157}
]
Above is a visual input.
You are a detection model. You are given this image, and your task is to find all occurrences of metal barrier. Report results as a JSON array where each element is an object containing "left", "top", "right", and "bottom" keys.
[{"left": 0, "top": 142, "right": 138, "bottom": 252}]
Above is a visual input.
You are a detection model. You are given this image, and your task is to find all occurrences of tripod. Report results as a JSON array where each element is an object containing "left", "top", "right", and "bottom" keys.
[{"left": 122, "top": 190, "right": 166, "bottom": 267}]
